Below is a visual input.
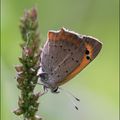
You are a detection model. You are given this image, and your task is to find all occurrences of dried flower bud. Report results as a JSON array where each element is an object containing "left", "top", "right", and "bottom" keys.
[
  {"left": 13, "top": 108, "right": 23, "bottom": 115},
  {"left": 23, "top": 47, "right": 33, "bottom": 57},
  {"left": 18, "top": 97, "right": 24, "bottom": 107},
  {"left": 16, "top": 76, "right": 24, "bottom": 84},
  {"left": 15, "top": 65, "right": 24, "bottom": 72},
  {"left": 17, "top": 84, "right": 23, "bottom": 90},
  {"left": 29, "top": 8, "right": 37, "bottom": 21},
  {"left": 28, "top": 115, "right": 42, "bottom": 120}
]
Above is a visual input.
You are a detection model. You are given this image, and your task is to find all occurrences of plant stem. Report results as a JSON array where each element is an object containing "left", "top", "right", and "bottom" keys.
[{"left": 13, "top": 7, "right": 42, "bottom": 120}]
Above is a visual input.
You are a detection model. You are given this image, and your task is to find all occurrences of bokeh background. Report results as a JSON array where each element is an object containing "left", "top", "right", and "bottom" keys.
[{"left": 1, "top": 0, "right": 119, "bottom": 120}]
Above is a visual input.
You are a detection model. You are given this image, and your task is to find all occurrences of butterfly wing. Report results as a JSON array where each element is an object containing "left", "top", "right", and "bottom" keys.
[
  {"left": 40, "top": 28, "right": 102, "bottom": 88},
  {"left": 63, "top": 35, "right": 102, "bottom": 84}
]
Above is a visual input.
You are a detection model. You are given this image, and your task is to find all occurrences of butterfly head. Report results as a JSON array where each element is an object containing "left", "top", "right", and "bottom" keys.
[{"left": 38, "top": 72, "right": 59, "bottom": 93}]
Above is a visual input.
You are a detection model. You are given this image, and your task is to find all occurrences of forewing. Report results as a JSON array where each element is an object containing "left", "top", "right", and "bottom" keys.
[
  {"left": 41, "top": 28, "right": 85, "bottom": 85},
  {"left": 63, "top": 35, "right": 102, "bottom": 84},
  {"left": 40, "top": 28, "right": 102, "bottom": 87}
]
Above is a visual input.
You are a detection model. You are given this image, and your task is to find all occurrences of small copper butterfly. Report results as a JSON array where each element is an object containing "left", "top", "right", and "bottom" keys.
[{"left": 38, "top": 28, "right": 102, "bottom": 93}]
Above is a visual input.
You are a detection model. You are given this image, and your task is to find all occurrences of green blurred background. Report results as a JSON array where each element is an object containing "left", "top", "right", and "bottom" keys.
[{"left": 1, "top": 0, "right": 119, "bottom": 120}]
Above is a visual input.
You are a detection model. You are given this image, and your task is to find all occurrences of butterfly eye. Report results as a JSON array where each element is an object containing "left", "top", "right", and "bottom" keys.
[
  {"left": 39, "top": 72, "right": 48, "bottom": 81},
  {"left": 85, "top": 49, "right": 89, "bottom": 55}
]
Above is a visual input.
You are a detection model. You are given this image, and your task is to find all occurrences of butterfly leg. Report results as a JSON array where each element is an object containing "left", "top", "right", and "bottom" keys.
[{"left": 39, "top": 86, "right": 48, "bottom": 96}]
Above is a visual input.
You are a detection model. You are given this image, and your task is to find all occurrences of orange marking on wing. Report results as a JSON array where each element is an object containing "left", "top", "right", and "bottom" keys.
[
  {"left": 85, "top": 42, "right": 93, "bottom": 57},
  {"left": 48, "top": 28, "right": 81, "bottom": 46},
  {"left": 57, "top": 43, "right": 93, "bottom": 86}
]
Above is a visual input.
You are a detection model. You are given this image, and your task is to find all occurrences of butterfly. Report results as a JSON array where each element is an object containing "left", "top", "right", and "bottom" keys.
[{"left": 37, "top": 28, "right": 102, "bottom": 93}]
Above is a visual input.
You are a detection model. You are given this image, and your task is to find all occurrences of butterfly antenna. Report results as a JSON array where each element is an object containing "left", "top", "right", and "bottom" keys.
[
  {"left": 59, "top": 87, "right": 80, "bottom": 110},
  {"left": 59, "top": 87, "right": 80, "bottom": 102}
]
